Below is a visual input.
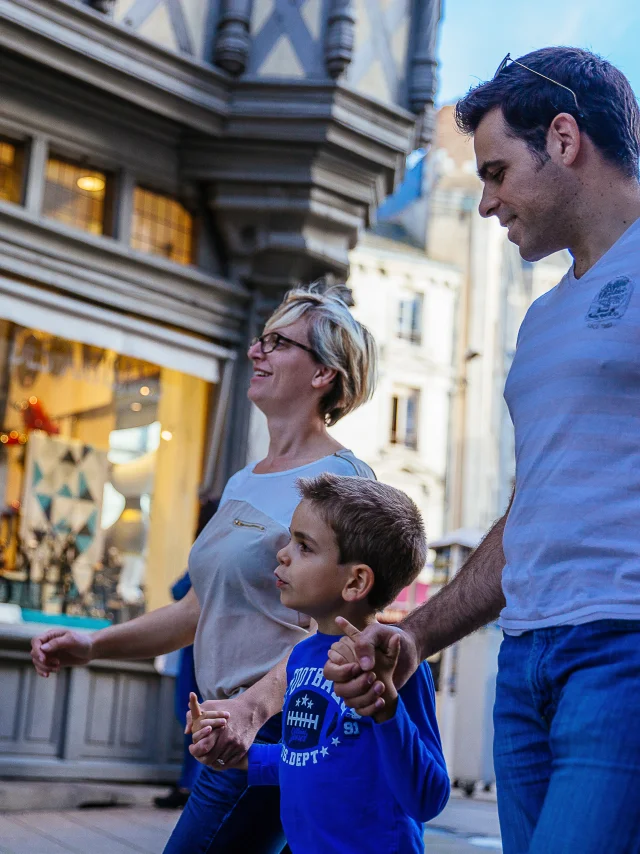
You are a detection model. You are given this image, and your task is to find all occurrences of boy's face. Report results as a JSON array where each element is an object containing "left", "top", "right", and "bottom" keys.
[{"left": 275, "top": 499, "right": 350, "bottom": 618}]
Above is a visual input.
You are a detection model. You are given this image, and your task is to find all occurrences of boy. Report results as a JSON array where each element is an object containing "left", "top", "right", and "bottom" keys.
[{"left": 190, "top": 474, "right": 449, "bottom": 853}]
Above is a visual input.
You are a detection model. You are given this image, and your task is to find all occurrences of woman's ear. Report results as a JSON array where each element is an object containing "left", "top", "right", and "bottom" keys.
[
  {"left": 342, "top": 564, "right": 374, "bottom": 603},
  {"left": 311, "top": 364, "right": 338, "bottom": 392}
]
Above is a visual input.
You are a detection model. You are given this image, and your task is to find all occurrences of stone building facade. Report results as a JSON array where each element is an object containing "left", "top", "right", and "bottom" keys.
[{"left": 0, "top": 0, "right": 442, "bottom": 782}]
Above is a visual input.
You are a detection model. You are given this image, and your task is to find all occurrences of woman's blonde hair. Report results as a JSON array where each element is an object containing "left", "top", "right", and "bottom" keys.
[{"left": 264, "top": 282, "right": 378, "bottom": 426}]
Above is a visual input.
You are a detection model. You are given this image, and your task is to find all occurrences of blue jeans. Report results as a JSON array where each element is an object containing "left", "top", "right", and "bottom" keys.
[
  {"left": 175, "top": 646, "right": 201, "bottom": 792},
  {"left": 494, "top": 620, "right": 640, "bottom": 854},
  {"left": 163, "top": 715, "right": 287, "bottom": 854}
]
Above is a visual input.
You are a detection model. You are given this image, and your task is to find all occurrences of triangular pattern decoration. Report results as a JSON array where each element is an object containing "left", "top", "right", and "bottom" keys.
[
  {"left": 85, "top": 510, "right": 98, "bottom": 537},
  {"left": 33, "top": 462, "right": 44, "bottom": 488},
  {"left": 36, "top": 494, "right": 53, "bottom": 521},
  {"left": 78, "top": 471, "right": 94, "bottom": 503},
  {"left": 54, "top": 520, "right": 72, "bottom": 536},
  {"left": 75, "top": 535, "right": 93, "bottom": 554},
  {"left": 20, "top": 432, "right": 108, "bottom": 597}
]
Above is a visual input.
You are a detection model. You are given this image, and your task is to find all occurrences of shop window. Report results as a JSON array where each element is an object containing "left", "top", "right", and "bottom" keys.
[
  {"left": 0, "top": 138, "right": 25, "bottom": 204},
  {"left": 397, "top": 293, "right": 423, "bottom": 344},
  {"left": 130, "top": 186, "right": 194, "bottom": 265},
  {"left": 0, "top": 321, "right": 210, "bottom": 624},
  {"left": 390, "top": 388, "right": 420, "bottom": 450},
  {"left": 43, "top": 157, "right": 112, "bottom": 236}
]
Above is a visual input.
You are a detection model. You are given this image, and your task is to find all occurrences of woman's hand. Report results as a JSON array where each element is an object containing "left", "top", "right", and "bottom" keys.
[
  {"left": 31, "top": 629, "right": 93, "bottom": 677},
  {"left": 187, "top": 693, "right": 246, "bottom": 768},
  {"left": 187, "top": 694, "right": 261, "bottom": 768}
]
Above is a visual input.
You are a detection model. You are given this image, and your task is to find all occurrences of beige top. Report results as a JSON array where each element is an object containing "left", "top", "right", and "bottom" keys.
[{"left": 188, "top": 451, "right": 375, "bottom": 700}]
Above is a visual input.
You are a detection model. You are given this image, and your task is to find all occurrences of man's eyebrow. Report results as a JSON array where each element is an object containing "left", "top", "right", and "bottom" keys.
[
  {"left": 477, "top": 159, "right": 505, "bottom": 181},
  {"left": 291, "top": 529, "right": 319, "bottom": 548}
]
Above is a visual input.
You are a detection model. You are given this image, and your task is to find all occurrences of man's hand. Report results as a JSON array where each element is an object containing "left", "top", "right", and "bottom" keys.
[
  {"left": 187, "top": 694, "right": 260, "bottom": 768},
  {"left": 323, "top": 617, "right": 420, "bottom": 716},
  {"left": 371, "top": 633, "right": 401, "bottom": 724},
  {"left": 31, "top": 629, "right": 93, "bottom": 677}
]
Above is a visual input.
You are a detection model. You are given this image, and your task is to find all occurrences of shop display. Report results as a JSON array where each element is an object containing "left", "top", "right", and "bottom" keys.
[
  {"left": 20, "top": 431, "right": 108, "bottom": 610},
  {"left": 0, "top": 318, "right": 208, "bottom": 624}
]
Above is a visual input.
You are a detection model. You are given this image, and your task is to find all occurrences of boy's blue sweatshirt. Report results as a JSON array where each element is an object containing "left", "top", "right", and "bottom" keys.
[{"left": 248, "top": 632, "right": 450, "bottom": 854}]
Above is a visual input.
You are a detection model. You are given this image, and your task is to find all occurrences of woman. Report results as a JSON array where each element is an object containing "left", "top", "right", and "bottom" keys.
[{"left": 31, "top": 283, "right": 377, "bottom": 854}]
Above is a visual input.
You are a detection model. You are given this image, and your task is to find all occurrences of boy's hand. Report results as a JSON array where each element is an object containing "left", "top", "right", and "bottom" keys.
[
  {"left": 187, "top": 693, "right": 248, "bottom": 770},
  {"left": 187, "top": 692, "right": 229, "bottom": 742}
]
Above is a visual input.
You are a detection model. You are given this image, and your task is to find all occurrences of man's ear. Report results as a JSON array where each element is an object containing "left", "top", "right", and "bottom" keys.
[
  {"left": 342, "top": 564, "right": 375, "bottom": 603},
  {"left": 547, "top": 112, "right": 581, "bottom": 167},
  {"left": 311, "top": 364, "right": 338, "bottom": 392}
]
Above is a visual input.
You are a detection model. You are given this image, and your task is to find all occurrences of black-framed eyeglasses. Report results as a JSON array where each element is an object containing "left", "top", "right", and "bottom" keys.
[
  {"left": 251, "top": 332, "right": 317, "bottom": 359},
  {"left": 494, "top": 53, "right": 583, "bottom": 118}
]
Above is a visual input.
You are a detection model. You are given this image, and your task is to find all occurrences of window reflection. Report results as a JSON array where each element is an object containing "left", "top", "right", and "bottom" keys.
[
  {"left": 0, "top": 139, "right": 25, "bottom": 204},
  {"left": 131, "top": 186, "right": 194, "bottom": 265}
]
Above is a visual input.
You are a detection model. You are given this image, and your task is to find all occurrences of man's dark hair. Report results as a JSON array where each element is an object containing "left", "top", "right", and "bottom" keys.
[
  {"left": 297, "top": 474, "right": 426, "bottom": 610},
  {"left": 455, "top": 47, "right": 640, "bottom": 179}
]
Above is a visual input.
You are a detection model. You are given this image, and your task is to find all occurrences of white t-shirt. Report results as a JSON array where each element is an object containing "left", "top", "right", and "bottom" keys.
[
  {"left": 501, "top": 217, "right": 640, "bottom": 632},
  {"left": 189, "top": 450, "right": 375, "bottom": 699},
  {"left": 220, "top": 449, "right": 375, "bottom": 528}
]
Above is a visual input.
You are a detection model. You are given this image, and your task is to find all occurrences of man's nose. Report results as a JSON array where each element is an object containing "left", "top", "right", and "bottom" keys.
[{"left": 478, "top": 185, "right": 499, "bottom": 219}]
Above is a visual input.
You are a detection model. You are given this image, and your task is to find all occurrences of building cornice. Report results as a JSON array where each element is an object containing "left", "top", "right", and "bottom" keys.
[
  {"left": 0, "top": 0, "right": 419, "bottom": 159},
  {"left": 0, "top": 203, "right": 249, "bottom": 344},
  {"left": 0, "top": 0, "right": 230, "bottom": 134}
]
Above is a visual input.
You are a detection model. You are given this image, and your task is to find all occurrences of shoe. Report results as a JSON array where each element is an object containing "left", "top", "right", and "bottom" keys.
[{"left": 154, "top": 787, "right": 190, "bottom": 809}]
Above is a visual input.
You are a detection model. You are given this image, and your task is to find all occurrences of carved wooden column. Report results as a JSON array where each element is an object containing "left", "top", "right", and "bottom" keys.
[
  {"left": 214, "top": 0, "right": 253, "bottom": 75},
  {"left": 324, "top": 0, "right": 356, "bottom": 79},
  {"left": 408, "top": 0, "right": 441, "bottom": 144}
]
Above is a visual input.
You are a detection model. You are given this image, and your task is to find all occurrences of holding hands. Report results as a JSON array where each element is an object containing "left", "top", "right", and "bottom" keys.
[
  {"left": 187, "top": 693, "right": 248, "bottom": 770},
  {"left": 323, "top": 617, "right": 421, "bottom": 719}
]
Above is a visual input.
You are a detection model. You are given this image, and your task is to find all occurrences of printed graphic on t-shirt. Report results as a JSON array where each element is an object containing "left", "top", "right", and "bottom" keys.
[
  {"left": 586, "top": 276, "right": 634, "bottom": 327},
  {"left": 280, "top": 665, "right": 361, "bottom": 769}
]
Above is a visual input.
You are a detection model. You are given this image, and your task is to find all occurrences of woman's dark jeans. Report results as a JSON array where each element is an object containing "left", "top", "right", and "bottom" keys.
[{"left": 163, "top": 715, "right": 288, "bottom": 854}]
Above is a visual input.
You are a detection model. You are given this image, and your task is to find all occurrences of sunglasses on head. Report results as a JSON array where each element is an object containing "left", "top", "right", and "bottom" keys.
[{"left": 494, "top": 53, "right": 583, "bottom": 118}]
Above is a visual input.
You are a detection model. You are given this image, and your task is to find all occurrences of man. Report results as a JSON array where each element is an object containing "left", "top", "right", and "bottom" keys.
[{"left": 325, "top": 47, "right": 640, "bottom": 854}]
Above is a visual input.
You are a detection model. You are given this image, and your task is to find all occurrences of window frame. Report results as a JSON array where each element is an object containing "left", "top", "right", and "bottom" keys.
[
  {"left": 397, "top": 292, "right": 424, "bottom": 345},
  {"left": 130, "top": 184, "right": 197, "bottom": 267},
  {"left": 389, "top": 387, "right": 421, "bottom": 450}
]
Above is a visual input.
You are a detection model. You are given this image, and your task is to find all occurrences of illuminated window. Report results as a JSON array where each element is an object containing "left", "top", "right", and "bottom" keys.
[
  {"left": 0, "top": 322, "right": 211, "bottom": 623},
  {"left": 43, "top": 157, "right": 111, "bottom": 236},
  {"left": 0, "top": 139, "right": 25, "bottom": 204},
  {"left": 131, "top": 187, "right": 194, "bottom": 265}
]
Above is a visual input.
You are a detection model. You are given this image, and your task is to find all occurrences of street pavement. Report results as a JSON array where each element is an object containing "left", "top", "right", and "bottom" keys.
[{"left": 0, "top": 789, "right": 501, "bottom": 853}]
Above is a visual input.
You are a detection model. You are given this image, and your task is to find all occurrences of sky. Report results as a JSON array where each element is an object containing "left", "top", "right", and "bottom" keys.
[{"left": 436, "top": 0, "right": 640, "bottom": 106}]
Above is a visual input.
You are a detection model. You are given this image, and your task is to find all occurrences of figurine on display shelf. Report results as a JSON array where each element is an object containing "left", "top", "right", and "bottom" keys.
[{"left": 103, "top": 451, "right": 154, "bottom": 613}]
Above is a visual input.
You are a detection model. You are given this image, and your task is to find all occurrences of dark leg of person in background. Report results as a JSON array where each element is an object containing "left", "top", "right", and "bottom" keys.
[
  {"left": 155, "top": 643, "right": 201, "bottom": 809},
  {"left": 155, "top": 501, "right": 220, "bottom": 809}
]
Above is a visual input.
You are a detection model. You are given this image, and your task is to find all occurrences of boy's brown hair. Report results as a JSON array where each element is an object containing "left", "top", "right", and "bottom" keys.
[{"left": 296, "top": 473, "right": 426, "bottom": 610}]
